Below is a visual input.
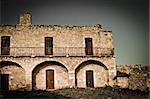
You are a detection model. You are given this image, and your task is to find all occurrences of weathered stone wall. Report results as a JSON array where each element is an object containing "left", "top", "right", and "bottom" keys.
[
  {"left": 117, "top": 65, "right": 149, "bottom": 91},
  {"left": 0, "top": 25, "right": 113, "bottom": 55},
  {"left": 116, "top": 77, "right": 129, "bottom": 88},
  {"left": 1, "top": 56, "right": 116, "bottom": 90},
  {"left": 0, "top": 13, "right": 114, "bottom": 56}
]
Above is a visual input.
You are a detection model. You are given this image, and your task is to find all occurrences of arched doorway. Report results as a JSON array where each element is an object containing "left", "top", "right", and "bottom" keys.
[
  {"left": 75, "top": 60, "right": 108, "bottom": 88},
  {"left": 32, "top": 61, "right": 69, "bottom": 90},
  {"left": 0, "top": 61, "right": 26, "bottom": 91}
]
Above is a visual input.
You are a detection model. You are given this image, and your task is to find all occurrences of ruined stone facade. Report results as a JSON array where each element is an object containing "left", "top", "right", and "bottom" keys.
[
  {"left": 0, "top": 13, "right": 149, "bottom": 91},
  {"left": 116, "top": 64, "right": 149, "bottom": 91}
]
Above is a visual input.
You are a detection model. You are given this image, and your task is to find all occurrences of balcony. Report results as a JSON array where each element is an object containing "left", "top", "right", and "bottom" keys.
[{"left": 0, "top": 47, "right": 114, "bottom": 57}]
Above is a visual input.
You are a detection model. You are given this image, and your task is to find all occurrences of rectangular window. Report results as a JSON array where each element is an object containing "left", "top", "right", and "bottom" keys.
[
  {"left": 86, "top": 70, "right": 94, "bottom": 88},
  {"left": 1, "top": 36, "right": 10, "bottom": 55},
  {"left": 85, "top": 38, "right": 93, "bottom": 55},
  {"left": 0, "top": 74, "right": 9, "bottom": 91},
  {"left": 45, "top": 37, "right": 53, "bottom": 55}
]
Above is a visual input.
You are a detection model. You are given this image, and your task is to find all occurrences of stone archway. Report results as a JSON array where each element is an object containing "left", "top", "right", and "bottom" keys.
[
  {"left": 32, "top": 61, "right": 69, "bottom": 90},
  {"left": 75, "top": 60, "right": 109, "bottom": 88},
  {"left": 0, "top": 61, "right": 26, "bottom": 91}
]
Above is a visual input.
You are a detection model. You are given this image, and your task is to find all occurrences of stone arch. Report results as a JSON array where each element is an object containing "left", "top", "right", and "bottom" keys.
[
  {"left": 32, "top": 61, "right": 69, "bottom": 90},
  {"left": 0, "top": 61, "right": 23, "bottom": 68},
  {"left": 0, "top": 61, "right": 26, "bottom": 91},
  {"left": 75, "top": 60, "right": 109, "bottom": 88},
  {"left": 75, "top": 60, "right": 108, "bottom": 71}
]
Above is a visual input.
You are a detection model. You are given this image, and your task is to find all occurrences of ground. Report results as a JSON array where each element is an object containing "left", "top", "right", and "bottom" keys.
[{"left": 1, "top": 86, "right": 149, "bottom": 99}]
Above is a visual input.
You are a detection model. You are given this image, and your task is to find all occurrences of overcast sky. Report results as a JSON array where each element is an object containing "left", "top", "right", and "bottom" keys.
[{"left": 0, "top": 0, "right": 149, "bottom": 65}]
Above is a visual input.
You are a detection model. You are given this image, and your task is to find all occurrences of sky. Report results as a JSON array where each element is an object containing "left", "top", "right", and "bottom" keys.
[{"left": 0, "top": 0, "right": 149, "bottom": 65}]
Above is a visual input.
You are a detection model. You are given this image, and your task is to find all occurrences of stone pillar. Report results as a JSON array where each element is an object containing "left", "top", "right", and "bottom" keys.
[
  {"left": 108, "top": 68, "right": 117, "bottom": 86},
  {"left": 25, "top": 70, "right": 32, "bottom": 91},
  {"left": 68, "top": 71, "right": 75, "bottom": 88},
  {"left": 106, "top": 57, "right": 117, "bottom": 87}
]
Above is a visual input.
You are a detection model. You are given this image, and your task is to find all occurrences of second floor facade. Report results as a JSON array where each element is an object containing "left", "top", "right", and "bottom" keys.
[{"left": 0, "top": 13, "right": 114, "bottom": 57}]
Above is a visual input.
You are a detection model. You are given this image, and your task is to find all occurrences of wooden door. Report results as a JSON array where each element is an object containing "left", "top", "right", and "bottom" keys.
[
  {"left": 85, "top": 38, "right": 93, "bottom": 55},
  {"left": 86, "top": 70, "right": 94, "bottom": 88},
  {"left": 1, "top": 74, "right": 9, "bottom": 91},
  {"left": 45, "top": 37, "right": 53, "bottom": 55},
  {"left": 1, "top": 36, "right": 10, "bottom": 55},
  {"left": 46, "top": 70, "right": 54, "bottom": 89}
]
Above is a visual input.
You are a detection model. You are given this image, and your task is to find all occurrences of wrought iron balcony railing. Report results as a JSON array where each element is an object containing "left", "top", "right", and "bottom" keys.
[{"left": 0, "top": 47, "right": 114, "bottom": 57}]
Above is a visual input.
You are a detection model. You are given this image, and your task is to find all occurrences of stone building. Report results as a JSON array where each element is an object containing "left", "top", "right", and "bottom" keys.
[
  {"left": 0, "top": 12, "right": 117, "bottom": 91},
  {"left": 1, "top": 13, "right": 149, "bottom": 92}
]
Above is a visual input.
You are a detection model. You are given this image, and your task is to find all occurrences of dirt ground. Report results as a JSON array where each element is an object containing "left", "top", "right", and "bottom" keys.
[{"left": 1, "top": 86, "right": 149, "bottom": 99}]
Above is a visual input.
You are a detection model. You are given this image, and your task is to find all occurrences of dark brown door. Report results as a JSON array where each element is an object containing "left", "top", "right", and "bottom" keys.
[
  {"left": 46, "top": 70, "right": 54, "bottom": 89},
  {"left": 1, "top": 36, "right": 10, "bottom": 55},
  {"left": 86, "top": 70, "right": 94, "bottom": 88},
  {"left": 45, "top": 37, "right": 53, "bottom": 55},
  {"left": 85, "top": 38, "right": 93, "bottom": 55},
  {"left": 1, "top": 74, "right": 9, "bottom": 91}
]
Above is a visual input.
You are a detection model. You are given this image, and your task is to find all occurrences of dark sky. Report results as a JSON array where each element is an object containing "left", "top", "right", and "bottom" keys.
[{"left": 0, "top": 0, "right": 149, "bottom": 65}]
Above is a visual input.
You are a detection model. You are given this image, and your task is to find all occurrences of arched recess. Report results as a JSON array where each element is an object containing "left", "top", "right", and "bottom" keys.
[
  {"left": 0, "top": 61, "right": 26, "bottom": 91},
  {"left": 75, "top": 60, "right": 109, "bottom": 88},
  {"left": 32, "top": 61, "right": 69, "bottom": 90}
]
